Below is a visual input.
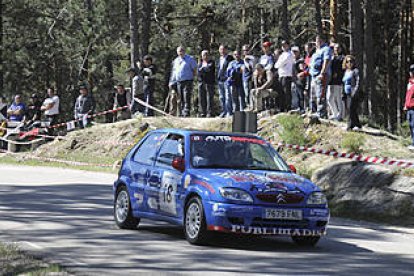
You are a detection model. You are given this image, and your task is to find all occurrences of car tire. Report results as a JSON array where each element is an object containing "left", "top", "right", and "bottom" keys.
[
  {"left": 114, "top": 186, "right": 140, "bottom": 229},
  {"left": 291, "top": 236, "right": 321, "bottom": 247},
  {"left": 184, "top": 197, "right": 209, "bottom": 245}
]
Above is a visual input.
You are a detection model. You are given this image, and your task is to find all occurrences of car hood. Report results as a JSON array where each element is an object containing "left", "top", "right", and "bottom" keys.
[{"left": 187, "top": 169, "right": 319, "bottom": 195}]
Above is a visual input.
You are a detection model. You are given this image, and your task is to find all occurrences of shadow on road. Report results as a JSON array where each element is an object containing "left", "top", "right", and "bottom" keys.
[{"left": 0, "top": 182, "right": 413, "bottom": 275}]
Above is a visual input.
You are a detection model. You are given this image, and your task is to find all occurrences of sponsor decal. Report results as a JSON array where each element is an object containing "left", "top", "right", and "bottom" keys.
[
  {"left": 230, "top": 136, "right": 265, "bottom": 144},
  {"left": 184, "top": 175, "right": 191, "bottom": 189},
  {"left": 147, "top": 197, "right": 158, "bottom": 209},
  {"left": 192, "top": 135, "right": 265, "bottom": 145},
  {"left": 266, "top": 173, "right": 304, "bottom": 185},
  {"left": 310, "top": 209, "right": 330, "bottom": 217},
  {"left": 230, "top": 225, "right": 326, "bottom": 236},
  {"left": 133, "top": 193, "right": 144, "bottom": 205},
  {"left": 205, "top": 135, "right": 232, "bottom": 142},
  {"left": 159, "top": 171, "right": 180, "bottom": 215},
  {"left": 192, "top": 179, "right": 215, "bottom": 194},
  {"left": 213, "top": 171, "right": 269, "bottom": 183}
]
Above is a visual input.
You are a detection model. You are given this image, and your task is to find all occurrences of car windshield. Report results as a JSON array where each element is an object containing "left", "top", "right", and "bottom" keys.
[{"left": 190, "top": 135, "right": 289, "bottom": 171}]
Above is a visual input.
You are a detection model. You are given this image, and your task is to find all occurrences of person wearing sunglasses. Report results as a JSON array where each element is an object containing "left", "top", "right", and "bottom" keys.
[{"left": 342, "top": 55, "right": 362, "bottom": 131}]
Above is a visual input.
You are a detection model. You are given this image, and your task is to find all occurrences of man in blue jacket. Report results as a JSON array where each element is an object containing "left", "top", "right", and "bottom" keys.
[
  {"left": 7, "top": 94, "right": 26, "bottom": 122},
  {"left": 227, "top": 50, "right": 246, "bottom": 112},
  {"left": 309, "top": 35, "right": 332, "bottom": 118}
]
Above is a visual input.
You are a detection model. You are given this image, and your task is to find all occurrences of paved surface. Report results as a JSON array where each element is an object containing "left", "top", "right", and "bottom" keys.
[{"left": 0, "top": 165, "right": 413, "bottom": 275}]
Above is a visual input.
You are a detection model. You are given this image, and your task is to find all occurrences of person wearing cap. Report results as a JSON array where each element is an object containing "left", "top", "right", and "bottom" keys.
[
  {"left": 74, "top": 85, "right": 96, "bottom": 128},
  {"left": 327, "top": 44, "right": 345, "bottom": 121},
  {"left": 138, "top": 55, "right": 157, "bottom": 117},
  {"left": 226, "top": 50, "right": 246, "bottom": 112},
  {"left": 7, "top": 94, "right": 26, "bottom": 122},
  {"left": 242, "top": 44, "right": 256, "bottom": 109},
  {"left": 113, "top": 84, "right": 132, "bottom": 121},
  {"left": 309, "top": 34, "right": 333, "bottom": 118},
  {"left": 249, "top": 63, "right": 274, "bottom": 112},
  {"left": 259, "top": 41, "right": 274, "bottom": 70},
  {"left": 291, "top": 46, "right": 306, "bottom": 113},
  {"left": 169, "top": 46, "right": 197, "bottom": 117},
  {"left": 25, "top": 93, "right": 43, "bottom": 127},
  {"left": 216, "top": 45, "right": 234, "bottom": 117},
  {"left": 275, "top": 40, "right": 295, "bottom": 112},
  {"left": 404, "top": 64, "right": 414, "bottom": 150},
  {"left": 127, "top": 67, "right": 144, "bottom": 115},
  {"left": 41, "top": 87, "right": 60, "bottom": 128}
]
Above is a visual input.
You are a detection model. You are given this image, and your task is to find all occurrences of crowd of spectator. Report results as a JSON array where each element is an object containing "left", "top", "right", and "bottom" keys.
[
  {"left": 1, "top": 34, "right": 414, "bottom": 147},
  {"left": 163, "top": 34, "right": 366, "bottom": 132}
]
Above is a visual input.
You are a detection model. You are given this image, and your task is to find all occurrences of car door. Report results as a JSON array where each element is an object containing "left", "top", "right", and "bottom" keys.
[
  {"left": 149, "top": 133, "right": 185, "bottom": 217},
  {"left": 129, "top": 132, "right": 166, "bottom": 213}
]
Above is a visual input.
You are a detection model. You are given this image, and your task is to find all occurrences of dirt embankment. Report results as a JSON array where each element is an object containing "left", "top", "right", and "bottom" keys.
[{"left": 27, "top": 113, "right": 414, "bottom": 225}]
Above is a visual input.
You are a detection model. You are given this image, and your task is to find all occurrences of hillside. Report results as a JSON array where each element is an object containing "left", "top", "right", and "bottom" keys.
[{"left": 2, "top": 113, "right": 414, "bottom": 225}]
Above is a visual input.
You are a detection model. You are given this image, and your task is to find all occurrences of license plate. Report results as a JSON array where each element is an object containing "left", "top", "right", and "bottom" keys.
[{"left": 264, "top": 209, "right": 303, "bottom": 220}]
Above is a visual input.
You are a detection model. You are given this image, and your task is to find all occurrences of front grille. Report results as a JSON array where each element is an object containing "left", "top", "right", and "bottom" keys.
[
  {"left": 256, "top": 193, "right": 304, "bottom": 204},
  {"left": 228, "top": 217, "right": 244, "bottom": 225},
  {"left": 251, "top": 217, "right": 309, "bottom": 228}
]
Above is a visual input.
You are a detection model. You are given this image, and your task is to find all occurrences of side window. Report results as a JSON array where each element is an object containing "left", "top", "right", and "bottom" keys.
[
  {"left": 156, "top": 134, "right": 184, "bottom": 169},
  {"left": 132, "top": 133, "right": 165, "bottom": 165}
]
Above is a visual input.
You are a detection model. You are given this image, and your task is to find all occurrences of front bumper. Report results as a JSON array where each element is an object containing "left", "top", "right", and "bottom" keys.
[{"left": 204, "top": 201, "right": 329, "bottom": 236}]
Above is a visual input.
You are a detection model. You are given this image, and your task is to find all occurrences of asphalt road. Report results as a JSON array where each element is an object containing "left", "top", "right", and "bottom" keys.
[{"left": 0, "top": 165, "right": 413, "bottom": 275}]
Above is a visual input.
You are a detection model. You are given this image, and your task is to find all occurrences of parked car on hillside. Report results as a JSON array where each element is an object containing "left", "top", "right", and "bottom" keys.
[{"left": 113, "top": 129, "right": 330, "bottom": 246}]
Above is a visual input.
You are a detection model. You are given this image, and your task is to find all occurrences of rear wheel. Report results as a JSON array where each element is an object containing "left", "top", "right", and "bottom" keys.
[
  {"left": 184, "top": 197, "right": 209, "bottom": 245},
  {"left": 291, "top": 236, "right": 321, "bottom": 247},
  {"left": 114, "top": 186, "right": 140, "bottom": 229}
]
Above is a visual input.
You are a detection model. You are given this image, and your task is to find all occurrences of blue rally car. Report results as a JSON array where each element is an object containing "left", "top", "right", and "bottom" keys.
[{"left": 114, "top": 129, "right": 329, "bottom": 246}]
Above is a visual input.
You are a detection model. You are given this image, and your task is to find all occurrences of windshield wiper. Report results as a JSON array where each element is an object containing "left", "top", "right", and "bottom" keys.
[{"left": 245, "top": 165, "right": 286, "bottom": 172}]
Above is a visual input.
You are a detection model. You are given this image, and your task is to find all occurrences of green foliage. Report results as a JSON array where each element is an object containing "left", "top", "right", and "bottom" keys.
[
  {"left": 341, "top": 132, "right": 366, "bottom": 154},
  {"left": 276, "top": 114, "right": 308, "bottom": 146}
]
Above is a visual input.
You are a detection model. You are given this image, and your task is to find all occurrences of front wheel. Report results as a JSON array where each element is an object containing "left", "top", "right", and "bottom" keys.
[
  {"left": 114, "top": 186, "right": 140, "bottom": 229},
  {"left": 184, "top": 197, "right": 209, "bottom": 245},
  {"left": 291, "top": 235, "right": 321, "bottom": 247}
]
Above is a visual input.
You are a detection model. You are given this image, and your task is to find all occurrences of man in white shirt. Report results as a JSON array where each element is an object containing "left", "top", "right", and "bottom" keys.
[
  {"left": 274, "top": 40, "right": 294, "bottom": 111},
  {"left": 41, "top": 87, "right": 60, "bottom": 128}
]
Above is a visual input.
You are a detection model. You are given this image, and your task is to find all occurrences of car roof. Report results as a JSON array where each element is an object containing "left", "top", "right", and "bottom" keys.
[{"left": 148, "top": 128, "right": 264, "bottom": 139}]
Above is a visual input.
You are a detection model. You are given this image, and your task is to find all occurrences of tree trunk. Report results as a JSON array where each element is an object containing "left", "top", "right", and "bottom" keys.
[
  {"left": 384, "top": 1, "right": 396, "bottom": 131},
  {"left": 129, "top": 0, "right": 139, "bottom": 68},
  {"left": 281, "top": 0, "right": 290, "bottom": 40},
  {"left": 260, "top": 8, "right": 266, "bottom": 45},
  {"left": 363, "top": 0, "right": 375, "bottom": 117},
  {"left": 0, "top": 0, "right": 3, "bottom": 93},
  {"left": 141, "top": 0, "right": 152, "bottom": 58},
  {"left": 314, "top": 0, "right": 323, "bottom": 35},
  {"left": 329, "top": 0, "right": 338, "bottom": 41}
]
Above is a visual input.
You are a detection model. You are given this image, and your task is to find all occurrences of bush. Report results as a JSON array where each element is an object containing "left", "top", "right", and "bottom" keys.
[
  {"left": 341, "top": 132, "right": 366, "bottom": 154},
  {"left": 276, "top": 114, "right": 308, "bottom": 146}
]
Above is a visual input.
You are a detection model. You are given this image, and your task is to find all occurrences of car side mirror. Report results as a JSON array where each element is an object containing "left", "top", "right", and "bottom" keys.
[
  {"left": 289, "top": 164, "right": 297, "bottom": 174},
  {"left": 172, "top": 157, "right": 185, "bottom": 172}
]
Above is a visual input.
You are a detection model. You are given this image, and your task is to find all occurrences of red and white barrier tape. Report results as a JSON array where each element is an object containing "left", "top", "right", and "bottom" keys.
[
  {"left": 277, "top": 142, "right": 414, "bottom": 169},
  {"left": 133, "top": 97, "right": 172, "bottom": 117},
  {"left": 47, "top": 105, "right": 129, "bottom": 130}
]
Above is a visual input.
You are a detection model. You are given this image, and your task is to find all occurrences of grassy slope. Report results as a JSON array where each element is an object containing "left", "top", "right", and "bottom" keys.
[
  {"left": 0, "top": 242, "right": 64, "bottom": 275},
  {"left": 1, "top": 113, "right": 413, "bottom": 178}
]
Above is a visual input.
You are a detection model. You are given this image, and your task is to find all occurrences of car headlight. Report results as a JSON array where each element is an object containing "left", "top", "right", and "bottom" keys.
[
  {"left": 307, "top": 192, "right": 327, "bottom": 205},
  {"left": 219, "top": 187, "right": 253, "bottom": 203}
]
